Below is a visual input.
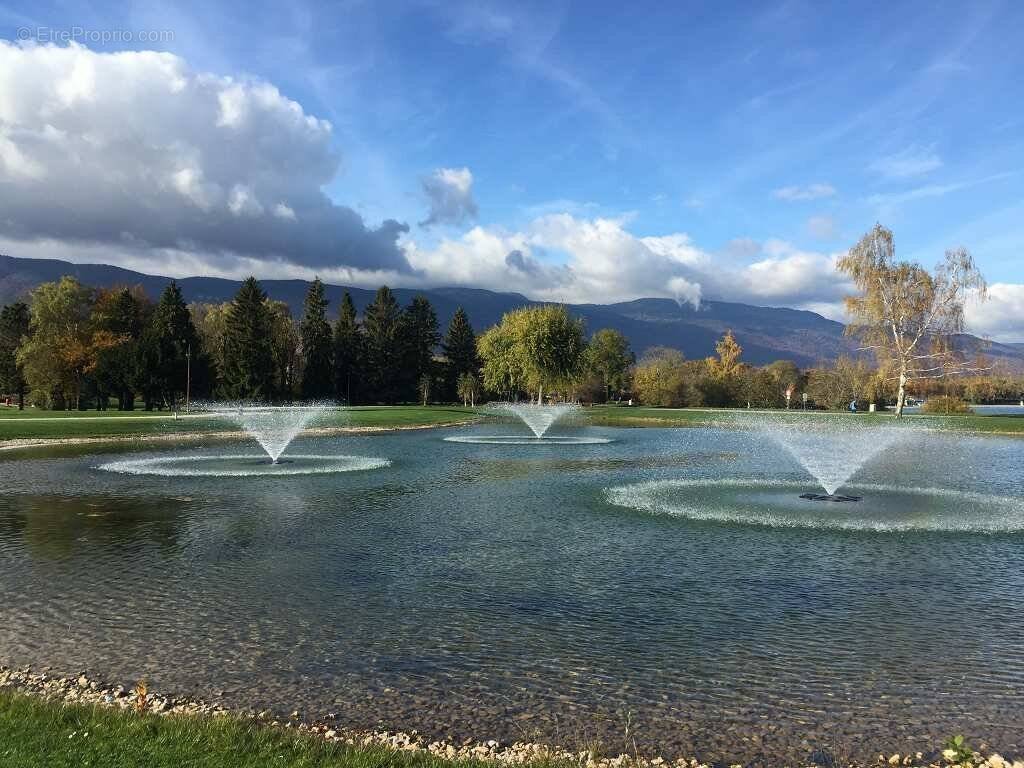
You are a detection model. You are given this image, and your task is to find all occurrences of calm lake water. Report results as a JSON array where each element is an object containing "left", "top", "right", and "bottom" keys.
[{"left": 1, "top": 424, "right": 1022, "bottom": 765}]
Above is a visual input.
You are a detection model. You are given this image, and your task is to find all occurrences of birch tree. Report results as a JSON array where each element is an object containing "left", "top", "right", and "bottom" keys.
[{"left": 838, "top": 224, "right": 987, "bottom": 418}]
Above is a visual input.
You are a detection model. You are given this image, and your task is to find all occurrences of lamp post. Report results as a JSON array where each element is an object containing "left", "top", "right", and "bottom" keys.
[{"left": 185, "top": 343, "right": 191, "bottom": 413}]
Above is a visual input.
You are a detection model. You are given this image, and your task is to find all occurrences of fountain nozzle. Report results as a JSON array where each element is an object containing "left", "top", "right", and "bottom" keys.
[{"left": 799, "top": 492, "right": 862, "bottom": 503}]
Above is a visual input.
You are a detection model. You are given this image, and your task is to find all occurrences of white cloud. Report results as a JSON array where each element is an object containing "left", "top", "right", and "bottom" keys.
[
  {"left": 419, "top": 166, "right": 478, "bottom": 227},
  {"left": 0, "top": 42, "right": 867, "bottom": 319},
  {"left": 965, "top": 283, "right": 1024, "bottom": 342},
  {"left": 404, "top": 214, "right": 851, "bottom": 311},
  {"left": 772, "top": 183, "right": 836, "bottom": 201},
  {"left": 0, "top": 41, "right": 409, "bottom": 274},
  {"left": 227, "top": 184, "right": 264, "bottom": 217},
  {"left": 869, "top": 145, "right": 942, "bottom": 179},
  {"left": 273, "top": 202, "right": 296, "bottom": 220}
]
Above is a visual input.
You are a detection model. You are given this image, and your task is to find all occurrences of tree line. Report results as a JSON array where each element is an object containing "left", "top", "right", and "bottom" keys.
[
  {"left": 0, "top": 277, "right": 480, "bottom": 410},
  {"left": 1, "top": 222, "right": 1019, "bottom": 413}
]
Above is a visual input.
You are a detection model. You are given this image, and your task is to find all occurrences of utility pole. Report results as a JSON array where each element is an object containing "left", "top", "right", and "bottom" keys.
[{"left": 185, "top": 343, "right": 192, "bottom": 413}]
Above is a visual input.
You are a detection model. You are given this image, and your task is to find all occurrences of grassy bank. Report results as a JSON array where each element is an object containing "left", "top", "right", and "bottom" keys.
[
  {"left": 1, "top": 403, "right": 1021, "bottom": 443},
  {"left": 0, "top": 406, "right": 479, "bottom": 442},
  {"left": 585, "top": 405, "right": 1024, "bottom": 434},
  {"left": 0, "top": 689, "right": 496, "bottom": 768}
]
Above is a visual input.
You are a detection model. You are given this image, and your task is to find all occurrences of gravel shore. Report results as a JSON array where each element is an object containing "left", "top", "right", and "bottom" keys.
[{"left": 2, "top": 665, "right": 1020, "bottom": 768}]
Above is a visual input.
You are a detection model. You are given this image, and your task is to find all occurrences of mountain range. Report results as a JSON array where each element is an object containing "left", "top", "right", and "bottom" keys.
[{"left": 2, "top": 254, "right": 1021, "bottom": 369}]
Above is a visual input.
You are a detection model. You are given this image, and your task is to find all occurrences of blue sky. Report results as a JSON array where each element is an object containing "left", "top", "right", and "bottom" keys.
[{"left": 0, "top": 1, "right": 1022, "bottom": 337}]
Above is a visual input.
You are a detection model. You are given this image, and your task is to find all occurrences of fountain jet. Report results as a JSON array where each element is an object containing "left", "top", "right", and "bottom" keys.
[
  {"left": 738, "top": 413, "right": 915, "bottom": 496},
  {"left": 203, "top": 403, "right": 333, "bottom": 462},
  {"left": 491, "top": 402, "right": 582, "bottom": 438}
]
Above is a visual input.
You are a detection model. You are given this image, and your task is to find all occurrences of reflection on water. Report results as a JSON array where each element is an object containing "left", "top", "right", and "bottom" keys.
[{"left": 0, "top": 426, "right": 1022, "bottom": 765}]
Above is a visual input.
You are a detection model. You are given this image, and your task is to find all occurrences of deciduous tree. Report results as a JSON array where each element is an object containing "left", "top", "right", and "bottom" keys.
[
  {"left": 456, "top": 371, "right": 480, "bottom": 407},
  {"left": 632, "top": 347, "right": 690, "bottom": 407},
  {"left": 838, "top": 224, "right": 987, "bottom": 417},
  {"left": 17, "top": 277, "right": 96, "bottom": 409},
  {"left": 585, "top": 328, "right": 634, "bottom": 402}
]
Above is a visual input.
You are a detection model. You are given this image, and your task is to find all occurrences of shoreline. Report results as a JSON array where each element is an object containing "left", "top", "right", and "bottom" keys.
[
  {"left": 0, "top": 420, "right": 476, "bottom": 453},
  {"left": 1, "top": 665, "right": 1019, "bottom": 768}
]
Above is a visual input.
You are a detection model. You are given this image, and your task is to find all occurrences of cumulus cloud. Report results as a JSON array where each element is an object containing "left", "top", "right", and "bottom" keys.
[
  {"left": 0, "top": 41, "right": 410, "bottom": 274},
  {"left": 419, "top": 166, "right": 478, "bottom": 227},
  {"left": 772, "top": 183, "right": 836, "bottom": 201},
  {"left": 404, "top": 214, "right": 851, "bottom": 313},
  {"left": 0, "top": 42, "right": 864, "bottom": 318},
  {"left": 965, "top": 283, "right": 1024, "bottom": 342},
  {"left": 869, "top": 145, "right": 942, "bottom": 179}
]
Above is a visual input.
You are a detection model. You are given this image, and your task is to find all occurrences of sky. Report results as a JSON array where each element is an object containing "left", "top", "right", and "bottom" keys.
[{"left": 0, "top": 0, "right": 1022, "bottom": 340}]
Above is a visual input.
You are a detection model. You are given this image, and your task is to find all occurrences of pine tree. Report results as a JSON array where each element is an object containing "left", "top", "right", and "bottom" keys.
[
  {"left": 442, "top": 307, "right": 478, "bottom": 401},
  {"left": 333, "top": 292, "right": 363, "bottom": 404},
  {"left": 92, "top": 288, "right": 149, "bottom": 410},
  {"left": 362, "top": 286, "right": 402, "bottom": 403},
  {"left": 137, "top": 282, "right": 202, "bottom": 409},
  {"left": 399, "top": 295, "right": 439, "bottom": 401},
  {"left": 0, "top": 302, "right": 30, "bottom": 409},
  {"left": 299, "top": 278, "right": 334, "bottom": 399},
  {"left": 221, "top": 277, "right": 277, "bottom": 401}
]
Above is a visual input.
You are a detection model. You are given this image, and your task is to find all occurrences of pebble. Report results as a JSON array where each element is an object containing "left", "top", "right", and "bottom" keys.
[{"left": 1, "top": 664, "right": 1021, "bottom": 768}]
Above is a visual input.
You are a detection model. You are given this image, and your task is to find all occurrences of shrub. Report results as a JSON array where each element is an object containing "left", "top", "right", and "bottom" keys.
[{"left": 921, "top": 395, "right": 971, "bottom": 414}]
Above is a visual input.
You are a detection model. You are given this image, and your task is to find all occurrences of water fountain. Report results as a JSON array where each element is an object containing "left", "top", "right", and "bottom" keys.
[
  {"left": 98, "top": 402, "right": 391, "bottom": 476},
  {"left": 444, "top": 402, "right": 612, "bottom": 445},
  {"left": 205, "top": 403, "right": 331, "bottom": 463},
  {"left": 602, "top": 413, "right": 1024, "bottom": 533},
  {"left": 739, "top": 413, "right": 914, "bottom": 499}
]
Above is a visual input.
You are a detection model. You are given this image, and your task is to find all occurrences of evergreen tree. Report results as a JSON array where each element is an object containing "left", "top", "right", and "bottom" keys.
[
  {"left": 299, "top": 278, "right": 334, "bottom": 399},
  {"left": 137, "top": 282, "right": 202, "bottom": 409},
  {"left": 221, "top": 277, "right": 277, "bottom": 401},
  {"left": 399, "top": 295, "right": 439, "bottom": 401},
  {"left": 442, "top": 307, "right": 478, "bottom": 401},
  {"left": 92, "top": 287, "right": 149, "bottom": 410},
  {"left": 362, "top": 286, "right": 403, "bottom": 403},
  {"left": 333, "top": 292, "right": 363, "bottom": 404},
  {"left": 0, "top": 302, "right": 30, "bottom": 409}
]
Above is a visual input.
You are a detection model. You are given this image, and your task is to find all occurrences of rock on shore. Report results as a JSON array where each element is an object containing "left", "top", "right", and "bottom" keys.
[{"left": 1, "top": 665, "right": 1020, "bottom": 768}]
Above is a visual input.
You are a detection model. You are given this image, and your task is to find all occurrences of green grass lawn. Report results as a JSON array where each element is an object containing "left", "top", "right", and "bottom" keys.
[
  {"left": 0, "top": 690, "right": 512, "bottom": 768},
  {"left": 584, "top": 404, "right": 1024, "bottom": 434},
  {"left": 1, "top": 402, "right": 1021, "bottom": 443},
  {"left": 0, "top": 406, "right": 479, "bottom": 441}
]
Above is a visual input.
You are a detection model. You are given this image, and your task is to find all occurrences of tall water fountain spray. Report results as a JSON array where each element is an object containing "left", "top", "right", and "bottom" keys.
[
  {"left": 738, "top": 413, "right": 915, "bottom": 498},
  {"left": 98, "top": 401, "right": 392, "bottom": 477},
  {"left": 443, "top": 401, "right": 610, "bottom": 445},
  {"left": 492, "top": 402, "right": 582, "bottom": 438},
  {"left": 204, "top": 402, "right": 333, "bottom": 462}
]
